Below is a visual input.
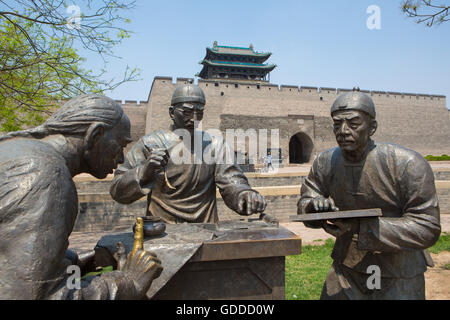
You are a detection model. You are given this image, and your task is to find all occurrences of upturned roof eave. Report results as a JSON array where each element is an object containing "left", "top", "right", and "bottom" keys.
[{"left": 201, "top": 59, "right": 276, "bottom": 70}]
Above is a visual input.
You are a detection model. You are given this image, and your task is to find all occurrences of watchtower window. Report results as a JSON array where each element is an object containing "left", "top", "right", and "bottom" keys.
[
  {"left": 235, "top": 84, "right": 238, "bottom": 88},
  {"left": 215, "top": 83, "right": 219, "bottom": 87}
]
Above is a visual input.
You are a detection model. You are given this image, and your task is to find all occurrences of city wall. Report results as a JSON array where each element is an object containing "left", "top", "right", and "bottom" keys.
[{"left": 116, "top": 77, "right": 449, "bottom": 161}]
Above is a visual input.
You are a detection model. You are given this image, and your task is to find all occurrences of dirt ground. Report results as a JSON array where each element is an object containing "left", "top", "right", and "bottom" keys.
[{"left": 426, "top": 251, "right": 450, "bottom": 300}]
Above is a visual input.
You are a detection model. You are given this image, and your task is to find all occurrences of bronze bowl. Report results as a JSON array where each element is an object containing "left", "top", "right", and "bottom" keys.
[{"left": 132, "top": 216, "right": 166, "bottom": 237}]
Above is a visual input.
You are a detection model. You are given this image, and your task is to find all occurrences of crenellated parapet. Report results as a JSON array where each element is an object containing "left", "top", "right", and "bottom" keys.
[
  {"left": 112, "top": 75, "right": 450, "bottom": 159},
  {"left": 114, "top": 99, "right": 145, "bottom": 107},
  {"left": 147, "top": 77, "right": 447, "bottom": 105}
]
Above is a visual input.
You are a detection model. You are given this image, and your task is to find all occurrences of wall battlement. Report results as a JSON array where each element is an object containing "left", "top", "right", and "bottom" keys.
[
  {"left": 114, "top": 99, "right": 146, "bottom": 107},
  {"left": 148, "top": 77, "right": 446, "bottom": 103},
  {"left": 144, "top": 75, "right": 449, "bottom": 158}
]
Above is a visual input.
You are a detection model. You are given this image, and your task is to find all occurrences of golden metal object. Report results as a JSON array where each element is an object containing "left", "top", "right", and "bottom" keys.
[
  {"left": 163, "top": 137, "right": 181, "bottom": 190},
  {"left": 164, "top": 170, "right": 176, "bottom": 190},
  {"left": 131, "top": 217, "right": 144, "bottom": 258}
]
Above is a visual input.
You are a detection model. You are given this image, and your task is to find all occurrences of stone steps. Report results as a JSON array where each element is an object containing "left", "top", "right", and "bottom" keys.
[{"left": 74, "top": 170, "right": 450, "bottom": 194}]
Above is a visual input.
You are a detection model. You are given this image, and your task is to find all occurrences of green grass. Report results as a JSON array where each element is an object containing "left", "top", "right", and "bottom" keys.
[
  {"left": 424, "top": 154, "right": 450, "bottom": 161},
  {"left": 285, "top": 238, "right": 334, "bottom": 300},
  {"left": 82, "top": 266, "right": 114, "bottom": 279},
  {"left": 285, "top": 233, "right": 450, "bottom": 300},
  {"left": 429, "top": 232, "right": 450, "bottom": 254}
]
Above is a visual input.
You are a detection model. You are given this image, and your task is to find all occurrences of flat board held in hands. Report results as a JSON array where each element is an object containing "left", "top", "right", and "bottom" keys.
[{"left": 289, "top": 208, "right": 382, "bottom": 222}]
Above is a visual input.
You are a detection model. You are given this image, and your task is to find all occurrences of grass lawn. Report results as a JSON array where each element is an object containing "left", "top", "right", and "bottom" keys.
[
  {"left": 285, "top": 232, "right": 450, "bottom": 300},
  {"left": 285, "top": 238, "right": 334, "bottom": 300},
  {"left": 428, "top": 232, "right": 450, "bottom": 254}
]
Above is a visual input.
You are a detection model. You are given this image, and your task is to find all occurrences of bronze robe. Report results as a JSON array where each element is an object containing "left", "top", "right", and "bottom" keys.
[
  {"left": 299, "top": 140, "right": 441, "bottom": 299},
  {"left": 0, "top": 138, "right": 147, "bottom": 300},
  {"left": 110, "top": 130, "right": 252, "bottom": 223}
]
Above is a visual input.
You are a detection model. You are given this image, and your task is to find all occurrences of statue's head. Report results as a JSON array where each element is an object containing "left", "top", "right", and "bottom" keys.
[
  {"left": 1, "top": 94, "right": 132, "bottom": 178},
  {"left": 169, "top": 84, "right": 205, "bottom": 132},
  {"left": 330, "top": 87, "right": 377, "bottom": 154}
]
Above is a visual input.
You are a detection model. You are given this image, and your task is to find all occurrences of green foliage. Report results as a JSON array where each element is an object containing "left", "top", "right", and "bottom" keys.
[
  {"left": 0, "top": 1, "right": 140, "bottom": 132},
  {"left": 0, "top": 19, "right": 99, "bottom": 131},
  {"left": 424, "top": 154, "right": 450, "bottom": 161},
  {"left": 285, "top": 238, "right": 334, "bottom": 300},
  {"left": 429, "top": 232, "right": 450, "bottom": 254}
]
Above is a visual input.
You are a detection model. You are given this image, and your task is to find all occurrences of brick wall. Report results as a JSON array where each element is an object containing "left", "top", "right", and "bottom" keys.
[
  {"left": 73, "top": 172, "right": 450, "bottom": 231},
  {"left": 141, "top": 77, "right": 449, "bottom": 163}
]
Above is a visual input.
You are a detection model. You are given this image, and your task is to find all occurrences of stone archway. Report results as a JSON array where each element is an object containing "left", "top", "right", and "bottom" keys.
[{"left": 289, "top": 132, "right": 314, "bottom": 164}]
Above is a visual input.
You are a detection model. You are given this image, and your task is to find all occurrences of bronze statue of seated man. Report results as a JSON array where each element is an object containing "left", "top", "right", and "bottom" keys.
[{"left": 0, "top": 94, "right": 162, "bottom": 300}]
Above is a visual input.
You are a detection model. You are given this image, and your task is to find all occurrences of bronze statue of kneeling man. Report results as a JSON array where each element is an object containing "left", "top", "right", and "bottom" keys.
[
  {"left": 297, "top": 87, "right": 441, "bottom": 300},
  {"left": 0, "top": 94, "right": 162, "bottom": 299}
]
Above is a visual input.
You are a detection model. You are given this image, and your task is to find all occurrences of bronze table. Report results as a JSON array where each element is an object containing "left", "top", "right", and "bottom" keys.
[{"left": 94, "top": 220, "right": 302, "bottom": 300}]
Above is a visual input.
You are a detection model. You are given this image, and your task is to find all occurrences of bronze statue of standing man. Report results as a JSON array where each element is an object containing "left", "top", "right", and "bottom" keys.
[
  {"left": 110, "top": 84, "right": 266, "bottom": 223},
  {"left": 297, "top": 87, "right": 441, "bottom": 300}
]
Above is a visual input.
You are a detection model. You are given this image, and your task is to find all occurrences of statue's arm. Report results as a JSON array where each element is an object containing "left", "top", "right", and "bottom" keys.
[
  {"left": 49, "top": 250, "right": 162, "bottom": 300},
  {"left": 358, "top": 156, "right": 441, "bottom": 253},
  {"left": 213, "top": 140, "right": 253, "bottom": 212},
  {"left": 48, "top": 271, "right": 136, "bottom": 300},
  {"left": 110, "top": 139, "right": 152, "bottom": 204},
  {"left": 298, "top": 157, "right": 329, "bottom": 229}
]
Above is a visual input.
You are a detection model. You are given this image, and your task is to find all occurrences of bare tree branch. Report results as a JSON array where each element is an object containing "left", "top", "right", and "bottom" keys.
[{"left": 402, "top": 0, "right": 450, "bottom": 26}]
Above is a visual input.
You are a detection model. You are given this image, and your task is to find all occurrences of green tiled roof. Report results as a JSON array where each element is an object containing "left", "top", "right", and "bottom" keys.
[
  {"left": 202, "top": 59, "right": 276, "bottom": 70},
  {"left": 216, "top": 45, "right": 251, "bottom": 50},
  {"left": 207, "top": 47, "right": 271, "bottom": 57}
]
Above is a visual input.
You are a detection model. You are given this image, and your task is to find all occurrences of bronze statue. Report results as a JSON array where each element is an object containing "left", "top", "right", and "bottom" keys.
[
  {"left": 110, "top": 84, "right": 266, "bottom": 223},
  {"left": 297, "top": 87, "right": 441, "bottom": 300},
  {"left": 0, "top": 94, "right": 162, "bottom": 299}
]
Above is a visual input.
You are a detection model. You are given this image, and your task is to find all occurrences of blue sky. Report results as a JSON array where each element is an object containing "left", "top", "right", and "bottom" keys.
[{"left": 79, "top": 0, "right": 449, "bottom": 108}]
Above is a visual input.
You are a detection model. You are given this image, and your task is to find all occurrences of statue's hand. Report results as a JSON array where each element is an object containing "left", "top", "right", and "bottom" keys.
[
  {"left": 306, "top": 197, "right": 339, "bottom": 213},
  {"left": 322, "top": 219, "right": 359, "bottom": 238},
  {"left": 119, "top": 249, "right": 163, "bottom": 297},
  {"left": 113, "top": 241, "right": 162, "bottom": 297},
  {"left": 237, "top": 190, "right": 267, "bottom": 216},
  {"left": 139, "top": 148, "right": 169, "bottom": 186},
  {"left": 113, "top": 242, "right": 127, "bottom": 271}
]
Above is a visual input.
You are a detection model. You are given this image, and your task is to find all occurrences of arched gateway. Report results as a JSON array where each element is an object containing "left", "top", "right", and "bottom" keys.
[{"left": 289, "top": 132, "right": 313, "bottom": 164}]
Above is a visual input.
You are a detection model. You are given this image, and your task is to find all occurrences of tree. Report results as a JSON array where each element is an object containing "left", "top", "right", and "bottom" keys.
[
  {"left": 0, "top": 1, "right": 139, "bottom": 132},
  {"left": 401, "top": 0, "right": 450, "bottom": 26}
]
